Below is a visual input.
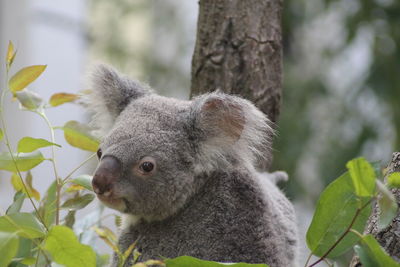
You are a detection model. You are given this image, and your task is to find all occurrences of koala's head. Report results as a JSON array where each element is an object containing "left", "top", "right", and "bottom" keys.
[{"left": 88, "top": 65, "right": 272, "bottom": 221}]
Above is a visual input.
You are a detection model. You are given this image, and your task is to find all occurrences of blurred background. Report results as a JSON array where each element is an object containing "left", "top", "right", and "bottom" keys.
[{"left": 0, "top": 0, "right": 398, "bottom": 265}]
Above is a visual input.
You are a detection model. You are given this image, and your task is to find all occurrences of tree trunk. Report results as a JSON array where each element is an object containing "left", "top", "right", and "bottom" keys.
[
  {"left": 350, "top": 152, "right": 400, "bottom": 266},
  {"left": 190, "top": 0, "right": 283, "bottom": 170}
]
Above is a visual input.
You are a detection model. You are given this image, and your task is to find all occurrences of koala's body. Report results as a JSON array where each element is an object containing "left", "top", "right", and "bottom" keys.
[{"left": 88, "top": 65, "right": 298, "bottom": 267}]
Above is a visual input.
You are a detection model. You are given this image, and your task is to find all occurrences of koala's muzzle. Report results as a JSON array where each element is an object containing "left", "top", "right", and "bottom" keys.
[{"left": 92, "top": 156, "right": 122, "bottom": 196}]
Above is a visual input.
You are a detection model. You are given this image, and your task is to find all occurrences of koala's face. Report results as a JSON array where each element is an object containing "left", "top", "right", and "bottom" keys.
[
  {"left": 89, "top": 65, "right": 271, "bottom": 220},
  {"left": 93, "top": 96, "right": 196, "bottom": 220}
]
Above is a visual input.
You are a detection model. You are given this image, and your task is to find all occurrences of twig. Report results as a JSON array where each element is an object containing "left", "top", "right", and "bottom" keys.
[
  {"left": 0, "top": 82, "right": 48, "bottom": 230},
  {"left": 62, "top": 153, "right": 96, "bottom": 183},
  {"left": 37, "top": 112, "right": 61, "bottom": 225},
  {"left": 304, "top": 252, "right": 313, "bottom": 267}
]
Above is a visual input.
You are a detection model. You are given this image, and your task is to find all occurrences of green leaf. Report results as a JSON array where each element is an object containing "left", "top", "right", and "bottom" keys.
[
  {"left": 6, "top": 191, "right": 25, "bottom": 214},
  {"left": 64, "top": 210, "right": 76, "bottom": 228},
  {"left": 15, "top": 89, "right": 44, "bottom": 111},
  {"left": 376, "top": 180, "right": 398, "bottom": 230},
  {"left": 40, "top": 181, "right": 57, "bottom": 227},
  {"left": 14, "top": 238, "right": 34, "bottom": 265},
  {"left": 43, "top": 225, "right": 96, "bottom": 267},
  {"left": 0, "top": 213, "right": 46, "bottom": 239},
  {"left": 20, "top": 257, "right": 36, "bottom": 265},
  {"left": 17, "top": 136, "right": 60, "bottom": 153},
  {"left": 388, "top": 172, "right": 400, "bottom": 188},
  {"left": 61, "top": 193, "right": 95, "bottom": 210},
  {"left": 0, "top": 151, "right": 45, "bottom": 172},
  {"left": 306, "top": 172, "right": 372, "bottom": 258},
  {"left": 346, "top": 157, "right": 376, "bottom": 197},
  {"left": 8, "top": 65, "right": 46, "bottom": 93},
  {"left": 49, "top": 93, "right": 79, "bottom": 107},
  {"left": 354, "top": 234, "right": 400, "bottom": 267},
  {"left": 0, "top": 128, "right": 3, "bottom": 141},
  {"left": 60, "top": 121, "right": 99, "bottom": 152},
  {"left": 70, "top": 175, "right": 93, "bottom": 191},
  {"left": 165, "top": 256, "right": 268, "bottom": 267},
  {"left": 0, "top": 232, "right": 19, "bottom": 267}
]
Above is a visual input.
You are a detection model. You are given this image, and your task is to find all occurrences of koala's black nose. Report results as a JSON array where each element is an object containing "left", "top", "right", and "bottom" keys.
[{"left": 92, "top": 156, "right": 122, "bottom": 195}]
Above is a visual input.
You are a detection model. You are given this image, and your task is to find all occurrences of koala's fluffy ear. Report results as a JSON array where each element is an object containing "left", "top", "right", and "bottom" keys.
[
  {"left": 189, "top": 92, "right": 273, "bottom": 173},
  {"left": 87, "top": 64, "right": 152, "bottom": 136}
]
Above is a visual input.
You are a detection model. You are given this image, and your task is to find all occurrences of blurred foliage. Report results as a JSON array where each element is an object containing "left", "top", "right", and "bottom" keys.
[
  {"left": 275, "top": 0, "right": 400, "bottom": 201},
  {"left": 88, "top": 0, "right": 195, "bottom": 98}
]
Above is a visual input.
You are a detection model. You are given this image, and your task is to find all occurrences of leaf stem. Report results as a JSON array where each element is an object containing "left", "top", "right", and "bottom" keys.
[
  {"left": 35, "top": 246, "right": 51, "bottom": 267},
  {"left": 62, "top": 152, "right": 96, "bottom": 184},
  {"left": 37, "top": 111, "right": 61, "bottom": 225},
  {"left": 349, "top": 229, "right": 364, "bottom": 239},
  {"left": 0, "top": 76, "right": 48, "bottom": 230},
  {"left": 308, "top": 199, "right": 373, "bottom": 267},
  {"left": 322, "top": 259, "right": 333, "bottom": 267},
  {"left": 304, "top": 252, "right": 313, "bottom": 267}
]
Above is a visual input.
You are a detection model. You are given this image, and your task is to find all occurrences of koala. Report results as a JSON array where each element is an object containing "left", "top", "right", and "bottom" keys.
[{"left": 88, "top": 65, "right": 298, "bottom": 267}]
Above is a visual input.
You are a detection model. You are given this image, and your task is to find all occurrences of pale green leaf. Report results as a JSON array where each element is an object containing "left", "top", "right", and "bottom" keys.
[
  {"left": 15, "top": 89, "right": 44, "bottom": 110},
  {"left": 0, "top": 151, "right": 45, "bottom": 172},
  {"left": 346, "top": 157, "right": 376, "bottom": 197},
  {"left": 354, "top": 234, "right": 400, "bottom": 267},
  {"left": 6, "top": 191, "right": 25, "bottom": 214},
  {"left": 0, "top": 213, "right": 46, "bottom": 239},
  {"left": 376, "top": 180, "right": 398, "bottom": 230},
  {"left": 0, "top": 232, "right": 19, "bottom": 267},
  {"left": 61, "top": 193, "right": 95, "bottom": 210},
  {"left": 49, "top": 93, "right": 79, "bottom": 107},
  {"left": 17, "top": 136, "right": 60, "bottom": 153},
  {"left": 64, "top": 210, "right": 76, "bottom": 228},
  {"left": 20, "top": 257, "right": 36, "bottom": 265},
  {"left": 60, "top": 121, "right": 99, "bottom": 152},
  {"left": 40, "top": 181, "right": 57, "bottom": 227},
  {"left": 70, "top": 175, "right": 93, "bottom": 191},
  {"left": 388, "top": 172, "right": 400, "bottom": 188},
  {"left": 14, "top": 238, "right": 35, "bottom": 265},
  {"left": 6, "top": 41, "right": 16, "bottom": 71},
  {"left": 306, "top": 172, "right": 372, "bottom": 258},
  {"left": 43, "top": 225, "right": 96, "bottom": 267},
  {"left": 165, "top": 256, "right": 268, "bottom": 267},
  {"left": 0, "top": 128, "right": 3, "bottom": 141},
  {"left": 9, "top": 65, "right": 46, "bottom": 93}
]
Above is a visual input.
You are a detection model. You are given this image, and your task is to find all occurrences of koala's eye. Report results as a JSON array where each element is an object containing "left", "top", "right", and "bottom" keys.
[
  {"left": 140, "top": 162, "right": 154, "bottom": 173},
  {"left": 97, "top": 148, "right": 102, "bottom": 159},
  {"left": 135, "top": 156, "right": 156, "bottom": 176}
]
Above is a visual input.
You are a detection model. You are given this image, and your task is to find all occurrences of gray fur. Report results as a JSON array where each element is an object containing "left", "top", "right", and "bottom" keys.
[{"left": 88, "top": 65, "right": 299, "bottom": 267}]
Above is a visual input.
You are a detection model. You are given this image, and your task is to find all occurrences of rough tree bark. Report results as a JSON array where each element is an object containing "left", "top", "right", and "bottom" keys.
[
  {"left": 190, "top": 0, "right": 283, "bottom": 170},
  {"left": 350, "top": 152, "right": 400, "bottom": 266}
]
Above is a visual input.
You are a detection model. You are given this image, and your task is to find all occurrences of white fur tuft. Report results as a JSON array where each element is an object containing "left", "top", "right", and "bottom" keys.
[
  {"left": 83, "top": 89, "right": 116, "bottom": 138},
  {"left": 191, "top": 92, "right": 274, "bottom": 174}
]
